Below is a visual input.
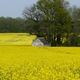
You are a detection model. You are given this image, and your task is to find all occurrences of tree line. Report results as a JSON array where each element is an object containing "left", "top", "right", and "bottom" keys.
[{"left": 0, "top": 0, "right": 80, "bottom": 46}]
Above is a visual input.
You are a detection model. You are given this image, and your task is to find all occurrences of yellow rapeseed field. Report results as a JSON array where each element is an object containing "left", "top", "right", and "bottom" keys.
[
  {"left": 0, "top": 33, "right": 80, "bottom": 80},
  {"left": 0, "top": 33, "right": 36, "bottom": 45}
]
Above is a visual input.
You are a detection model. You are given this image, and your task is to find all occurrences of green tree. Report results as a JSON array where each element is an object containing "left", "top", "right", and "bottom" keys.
[
  {"left": 23, "top": 0, "right": 72, "bottom": 46},
  {"left": 37, "top": 0, "right": 72, "bottom": 46},
  {"left": 23, "top": 4, "right": 44, "bottom": 35},
  {"left": 71, "top": 7, "right": 80, "bottom": 34}
]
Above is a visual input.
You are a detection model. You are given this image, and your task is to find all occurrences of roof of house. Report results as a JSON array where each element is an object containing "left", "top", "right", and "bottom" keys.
[{"left": 32, "top": 37, "right": 50, "bottom": 46}]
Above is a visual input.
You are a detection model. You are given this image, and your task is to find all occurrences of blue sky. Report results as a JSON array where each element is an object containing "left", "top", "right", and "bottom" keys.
[
  {"left": 0, "top": 0, "right": 79, "bottom": 18},
  {"left": 69, "top": 0, "right": 80, "bottom": 7}
]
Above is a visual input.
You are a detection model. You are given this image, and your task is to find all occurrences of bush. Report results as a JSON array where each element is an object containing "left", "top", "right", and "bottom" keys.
[{"left": 69, "top": 33, "right": 79, "bottom": 46}]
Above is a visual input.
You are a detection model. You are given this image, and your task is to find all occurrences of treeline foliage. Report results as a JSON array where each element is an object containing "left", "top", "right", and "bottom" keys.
[
  {"left": 23, "top": 0, "right": 80, "bottom": 46},
  {"left": 0, "top": 17, "right": 27, "bottom": 32}
]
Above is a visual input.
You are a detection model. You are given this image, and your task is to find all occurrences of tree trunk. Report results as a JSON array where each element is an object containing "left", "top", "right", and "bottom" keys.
[
  {"left": 56, "top": 34, "right": 62, "bottom": 46},
  {"left": 51, "top": 35, "right": 56, "bottom": 46}
]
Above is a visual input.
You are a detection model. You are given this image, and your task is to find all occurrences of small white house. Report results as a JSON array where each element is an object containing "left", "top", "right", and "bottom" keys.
[
  {"left": 32, "top": 38, "right": 44, "bottom": 46},
  {"left": 32, "top": 37, "right": 51, "bottom": 46}
]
